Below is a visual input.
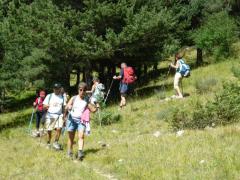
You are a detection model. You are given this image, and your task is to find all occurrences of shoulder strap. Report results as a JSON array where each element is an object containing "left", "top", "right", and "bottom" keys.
[
  {"left": 72, "top": 95, "right": 77, "bottom": 105},
  {"left": 48, "top": 93, "right": 53, "bottom": 105}
]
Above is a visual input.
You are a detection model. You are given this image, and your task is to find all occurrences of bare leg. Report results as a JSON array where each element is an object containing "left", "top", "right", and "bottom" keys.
[
  {"left": 78, "top": 131, "right": 85, "bottom": 150},
  {"left": 47, "top": 130, "right": 52, "bottom": 143},
  {"left": 68, "top": 131, "right": 75, "bottom": 153},
  {"left": 120, "top": 95, "right": 126, "bottom": 107},
  {"left": 54, "top": 128, "right": 61, "bottom": 141}
]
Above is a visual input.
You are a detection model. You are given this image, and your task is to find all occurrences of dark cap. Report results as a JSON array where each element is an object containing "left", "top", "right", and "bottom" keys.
[{"left": 53, "top": 83, "right": 62, "bottom": 89}]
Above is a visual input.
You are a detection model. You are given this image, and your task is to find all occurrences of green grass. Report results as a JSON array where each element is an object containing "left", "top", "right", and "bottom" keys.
[{"left": 1, "top": 56, "right": 240, "bottom": 179}]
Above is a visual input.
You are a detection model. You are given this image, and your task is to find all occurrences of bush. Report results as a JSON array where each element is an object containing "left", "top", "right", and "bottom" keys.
[
  {"left": 192, "top": 11, "right": 238, "bottom": 59},
  {"left": 194, "top": 77, "right": 218, "bottom": 94},
  {"left": 168, "top": 83, "right": 240, "bottom": 130},
  {"left": 231, "top": 65, "right": 240, "bottom": 80},
  {"left": 92, "top": 110, "right": 121, "bottom": 126}
]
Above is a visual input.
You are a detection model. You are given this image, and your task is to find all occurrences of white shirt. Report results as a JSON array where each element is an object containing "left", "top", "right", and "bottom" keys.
[
  {"left": 70, "top": 96, "right": 87, "bottom": 120},
  {"left": 43, "top": 93, "right": 66, "bottom": 118}
]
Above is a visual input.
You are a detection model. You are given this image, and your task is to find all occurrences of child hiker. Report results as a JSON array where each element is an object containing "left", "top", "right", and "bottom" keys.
[
  {"left": 64, "top": 82, "right": 96, "bottom": 160},
  {"left": 33, "top": 90, "right": 46, "bottom": 137}
]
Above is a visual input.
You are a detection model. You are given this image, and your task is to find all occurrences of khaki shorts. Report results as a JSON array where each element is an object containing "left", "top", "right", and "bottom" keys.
[
  {"left": 45, "top": 115, "right": 64, "bottom": 131},
  {"left": 174, "top": 72, "right": 182, "bottom": 89}
]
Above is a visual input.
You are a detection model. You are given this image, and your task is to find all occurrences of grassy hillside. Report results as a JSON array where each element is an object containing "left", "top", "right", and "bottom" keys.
[{"left": 1, "top": 58, "right": 240, "bottom": 179}]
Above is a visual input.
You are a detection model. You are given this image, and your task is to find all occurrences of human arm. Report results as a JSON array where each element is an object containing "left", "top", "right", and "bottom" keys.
[
  {"left": 86, "top": 84, "right": 96, "bottom": 94},
  {"left": 170, "top": 61, "right": 180, "bottom": 69},
  {"left": 113, "top": 69, "right": 123, "bottom": 80},
  {"left": 63, "top": 97, "right": 74, "bottom": 120},
  {"left": 87, "top": 103, "right": 97, "bottom": 113},
  {"left": 43, "top": 95, "right": 50, "bottom": 111},
  {"left": 33, "top": 98, "right": 38, "bottom": 107}
]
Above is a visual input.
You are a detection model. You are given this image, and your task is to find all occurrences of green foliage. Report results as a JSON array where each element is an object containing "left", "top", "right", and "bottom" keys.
[
  {"left": 93, "top": 109, "right": 121, "bottom": 126},
  {"left": 231, "top": 64, "right": 240, "bottom": 80},
  {"left": 169, "top": 83, "right": 240, "bottom": 130},
  {"left": 193, "top": 11, "right": 238, "bottom": 59},
  {"left": 194, "top": 77, "right": 218, "bottom": 94}
]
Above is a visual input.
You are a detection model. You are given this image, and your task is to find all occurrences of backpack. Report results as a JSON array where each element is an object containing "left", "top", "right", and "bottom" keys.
[
  {"left": 179, "top": 59, "right": 190, "bottom": 77},
  {"left": 123, "top": 67, "right": 136, "bottom": 84},
  {"left": 93, "top": 83, "right": 105, "bottom": 101}
]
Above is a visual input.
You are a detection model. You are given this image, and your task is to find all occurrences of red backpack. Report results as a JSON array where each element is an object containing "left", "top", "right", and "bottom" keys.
[{"left": 123, "top": 67, "right": 136, "bottom": 84}]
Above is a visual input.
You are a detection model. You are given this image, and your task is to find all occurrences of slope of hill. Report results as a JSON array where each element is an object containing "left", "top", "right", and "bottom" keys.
[{"left": 1, "top": 58, "right": 240, "bottom": 179}]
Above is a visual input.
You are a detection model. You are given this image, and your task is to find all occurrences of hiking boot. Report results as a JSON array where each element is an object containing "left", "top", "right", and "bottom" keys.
[
  {"left": 52, "top": 141, "right": 61, "bottom": 150},
  {"left": 77, "top": 150, "right": 84, "bottom": 161},
  {"left": 46, "top": 142, "right": 51, "bottom": 149},
  {"left": 67, "top": 151, "right": 73, "bottom": 159},
  {"left": 32, "top": 131, "right": 40, "bottom": 137}
]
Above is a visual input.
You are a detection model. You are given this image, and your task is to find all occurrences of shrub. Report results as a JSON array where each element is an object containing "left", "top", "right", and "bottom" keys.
[
  {"left": 194, "top": 77, "right": 218, "bottom": 94},
  {"left": 192, "top": 11, "right": 238, "bottom": 59},
  {"left": 92, "top": 110, "right": 121, "bottom": 126},
  {"left": 231, "top": 65, "right": 240, "bottom": 80},
  {"left": 168, "top": 83, "right": 240, "bottom": 130}
]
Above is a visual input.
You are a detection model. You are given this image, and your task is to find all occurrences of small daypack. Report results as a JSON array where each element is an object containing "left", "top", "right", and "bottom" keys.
[
  {"left": 123, "top": 67, "right": 136, "bottom": 84},
  {"left": 93, "top": 83, "right": 105, "bottom": 101},
  {"left": 179, "top": 59, "right": 190, "bottom": 77}
]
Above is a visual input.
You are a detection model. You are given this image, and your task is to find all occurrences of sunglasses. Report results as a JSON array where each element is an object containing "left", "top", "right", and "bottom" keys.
[{"left": 79, "top": 88, "right": 86, "bottom": 92}]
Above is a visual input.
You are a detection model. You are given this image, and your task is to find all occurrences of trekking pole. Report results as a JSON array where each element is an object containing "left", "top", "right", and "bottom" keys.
[
  {"left": 103, "top": 79, "right": 114, "bottom": 104},
  {"left": 166, "top": 65, "right": 172, "bottom": 78},
  {"left": 27, "top": 108, "right": 35, "bottom": 134}
]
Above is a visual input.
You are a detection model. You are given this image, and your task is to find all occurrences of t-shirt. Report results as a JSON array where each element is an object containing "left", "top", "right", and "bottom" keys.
[
  {"left": 43, "top": 93, "right": 66, "bottom": 118},
  {"left": 70, "top": 96, "right": 88, "bottom": 121},
  {"left": 34, "top": 97, "right": 44, "bottom": 111}
]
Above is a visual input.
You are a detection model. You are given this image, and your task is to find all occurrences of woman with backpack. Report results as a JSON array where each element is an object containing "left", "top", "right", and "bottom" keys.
[
  {"left": 170, "top": 53, "right": 185, "bottom": 99},
  {"left": 64, "top": 82, "right": 96, "bottom": 160},
  {"left": 86, "top": 77, "right": 105, "bottom": 108}
]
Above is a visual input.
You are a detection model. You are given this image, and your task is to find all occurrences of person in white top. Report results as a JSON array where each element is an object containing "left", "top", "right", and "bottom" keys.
[
  {"left": 43, "top": 83, "right": 66, "bottom": 150},
  {"left": 64, "top": 82, "right": 96, "bottom": 160}
]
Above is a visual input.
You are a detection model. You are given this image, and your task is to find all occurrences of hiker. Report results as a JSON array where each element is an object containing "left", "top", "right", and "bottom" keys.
[
  {"left": 86, "top": 77, "right": 105, "bottom": 108},
  {"left": 43, "top": 83, "right": 66, "bottom": 150},
  {"left": 170, "top": 53, "right": 190, "bottom": 98},
  {"left": 64, "top": 82, "right": 96, "bottom": 160},
  {"left": 33, "top": 90, "right": 46, "bottom": 137},
  {"left": 113, "top": 62, "right": 136, "bottom": 108}
]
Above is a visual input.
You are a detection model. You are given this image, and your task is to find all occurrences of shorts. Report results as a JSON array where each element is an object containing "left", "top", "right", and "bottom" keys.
[
  {"left": 174, "top": 72, "right": 182, "bottom": 89},
  {"left": 119, "top": 83, "right": 129, "bottom": 96},
  {"left": 45, "top": 115, "right": 64, "bottom": 131},
  {"left": 67, "top": 115, "right": 86, "bottom": 132},
  {"left": 90, "top": 97, "right": 97, "bottom": 104}
]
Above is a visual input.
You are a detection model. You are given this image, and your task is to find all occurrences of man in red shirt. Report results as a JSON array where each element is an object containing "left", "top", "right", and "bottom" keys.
[{"left": 33, "top": 90, "right": 46, "bottom": 137}]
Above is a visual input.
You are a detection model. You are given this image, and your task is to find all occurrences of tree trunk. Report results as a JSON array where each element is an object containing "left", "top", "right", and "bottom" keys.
[
  {"left": 196, "top": 48, "right": 203, "bottom": 66},
  {"left": 76, "top": 67, "right": 80, "bottom": 87},
  {"left": 144, "top": 64, "right": 147, "bottom": 77},
  {"left": 85, "top": 61, "right": 92, "bottom": 89},
  {"left": 98, "top": 63, "right": 105, "bottom": 84}
]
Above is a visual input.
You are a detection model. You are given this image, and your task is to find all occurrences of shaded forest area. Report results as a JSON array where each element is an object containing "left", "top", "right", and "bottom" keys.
[{"left": 0, "top": 0, "right": 240, "bottom": 111}]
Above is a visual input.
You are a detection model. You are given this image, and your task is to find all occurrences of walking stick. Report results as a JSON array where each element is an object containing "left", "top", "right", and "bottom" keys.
[
  {"left": 28, "top": 108, "right": 35, "bottom": 134},
  {"left": 103, "top": 79, "right": 114, "bottom": 104}
]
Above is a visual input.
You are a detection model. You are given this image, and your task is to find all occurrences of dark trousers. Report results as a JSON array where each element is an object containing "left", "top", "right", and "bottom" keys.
[{"left": 36, "top": 111, "right": 44, "bottom": 129}]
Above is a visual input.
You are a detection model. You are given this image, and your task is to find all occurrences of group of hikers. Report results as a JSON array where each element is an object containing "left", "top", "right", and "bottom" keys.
[{"left": 30, "top": 54, "right": 190, "bottom": 161}]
